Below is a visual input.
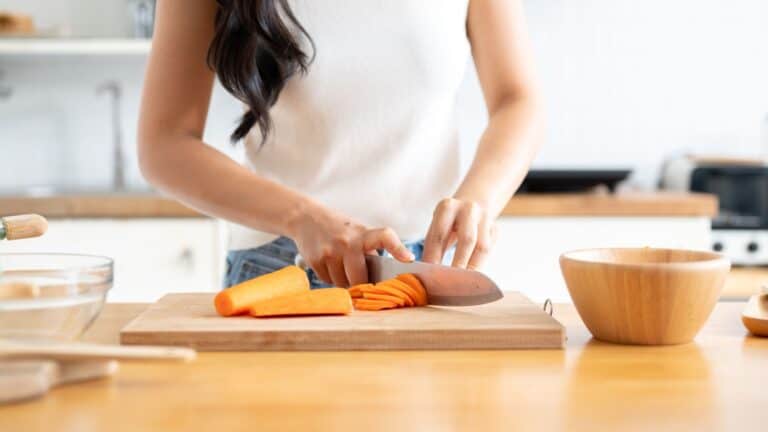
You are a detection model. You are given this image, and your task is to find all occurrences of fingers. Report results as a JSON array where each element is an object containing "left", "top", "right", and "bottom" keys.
[
  {"left": 467, "top": 217, "right": 494, "bottom": 271},
  {"left": 302, "top": 225, "right": 410, "bottom": 287},
  {"left": 451, "top": 203, "right": 481, "bottom": 268},
  {"left": 343, "top": 249, "right": 368, "bottom": 286},
  {"left": 310, "top": 258, "right": 331, "bottom": 284},
  {"left": 364, "top": 227, "right": 414, "bottom": 262},
  {"left": 423, "top": 199, "right": 459, "bottom": 264},
  {"left": 326, "top": 257, "right": 349, "bottom": 287}
]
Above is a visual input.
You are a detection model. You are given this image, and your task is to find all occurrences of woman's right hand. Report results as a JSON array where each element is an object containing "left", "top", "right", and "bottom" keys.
[{"left": 288, "top": 207, "right": 415, "bottom": 287}]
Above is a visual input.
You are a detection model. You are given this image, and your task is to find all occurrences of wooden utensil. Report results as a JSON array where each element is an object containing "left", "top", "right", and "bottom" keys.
[
  {"left": 121, "top": 292, "right": 565, "bottom": 351},
  {"left": 560, "top": 248, "right": 730, "bottom": 345},
  {"left": 0, "top": 340, "right": 196, "bottom": 362},
  {"left": 742, "top": 293, "right": 768, "bottom": 337},
  {"left": 0, "top": 12, "right": 35, "bottom": 35},
  {"left": 0, "top": 359, "right": 118, "bottom": 404},
  {"left": 0, "top": 214, "right": 48, "bottom": 240}
]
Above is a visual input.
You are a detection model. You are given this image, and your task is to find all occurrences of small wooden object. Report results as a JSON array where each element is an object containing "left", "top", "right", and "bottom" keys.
[
  {"left": 0, "top": 340, "right": 196, "bottom": 362},
  {"left": 1, "top": 214, "right": 48, "bottom": 240},
  {"left": 121, "top": 292, "right": 565, "bottom": 351},
  {"left": 0, "top": 360, "right": 118, "bottom": 404},
  {"left": 0, "top": 12, "right": 35, "bottom": 35},
  {"left": 560, "top": 248, "right": 730, "bottom": 345},
  {"left": 742, "top": 293, "right": 768, "bottom": 337}
]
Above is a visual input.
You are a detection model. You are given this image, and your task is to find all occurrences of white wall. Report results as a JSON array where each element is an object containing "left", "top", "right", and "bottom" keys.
[
  {"left": 461, "top": 0, "right": 768, "bottom": 186},
  {"left": 0, "top": 0, "right": 132, "bottom": 37},
  {"left": 0, "top": 55, "right": 243, "bottom": 192},
  {"left": 2, "top": 0, "right": 768, "bottom": 191}
]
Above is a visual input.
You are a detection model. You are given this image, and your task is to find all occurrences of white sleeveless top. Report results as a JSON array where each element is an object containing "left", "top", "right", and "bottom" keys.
[{"left": 228, "top": 0, "right": 471, "bottom": 250}]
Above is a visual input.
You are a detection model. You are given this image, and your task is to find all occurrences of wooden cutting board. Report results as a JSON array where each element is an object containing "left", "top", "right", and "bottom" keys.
[{"left": 120, "top": 292, "right": 565, "bottom": 351}]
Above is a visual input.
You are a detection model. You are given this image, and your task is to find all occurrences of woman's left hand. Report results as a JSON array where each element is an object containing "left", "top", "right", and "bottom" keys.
[{"left": 422, "top": 198, "right": 496, "bottom": 270}]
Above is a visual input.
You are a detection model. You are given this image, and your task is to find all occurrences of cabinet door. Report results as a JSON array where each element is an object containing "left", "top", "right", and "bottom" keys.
[{"left": 1, "top": 219, "right": 225, "bottom": 302}]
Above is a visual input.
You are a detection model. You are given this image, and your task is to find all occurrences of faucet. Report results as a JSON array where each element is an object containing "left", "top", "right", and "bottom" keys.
[{"left": 96, "top": 81, "right": 126, "bottom": 191}]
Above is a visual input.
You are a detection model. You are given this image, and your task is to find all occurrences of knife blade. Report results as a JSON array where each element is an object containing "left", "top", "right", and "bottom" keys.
[{"left": 365, "top": 255, "right": 503, "bottom": 306}]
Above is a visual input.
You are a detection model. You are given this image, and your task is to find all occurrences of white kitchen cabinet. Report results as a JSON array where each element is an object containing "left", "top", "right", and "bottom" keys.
[
  {"left": 483, "top": 216, "right": 712, "bottom": 303},
  {"left": 0, "top": 218, "right": 226, "bottom": 302}
]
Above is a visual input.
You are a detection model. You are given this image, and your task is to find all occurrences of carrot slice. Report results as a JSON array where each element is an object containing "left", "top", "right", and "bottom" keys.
[
  {"left": 215, "top": 265, "right": 309, "bottom": 316},
  {"left": 362, "top": 291, "right": 406, "bottom": 306},
  {"left": 250, "top": 287, "right": 352, "bottom": 317},
  {"left": 380, "top": 279, "right": 424, "bottom": 306},
  {"left": 353, "top": 298, "right": 398, "bottom": 311},
  {"left": 360, "top": 283, "right": 414, "bottom": 306},
  {"left": 396, "top": 273, "right": 428, "bottom": 306},
  {"left": 348, "top": 284, "right": 370, "bottom": 299}
]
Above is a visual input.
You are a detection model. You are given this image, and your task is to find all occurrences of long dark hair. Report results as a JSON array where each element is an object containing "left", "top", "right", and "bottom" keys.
[{"left": 207, "top": 0, "right": 313, "bottom": 143}]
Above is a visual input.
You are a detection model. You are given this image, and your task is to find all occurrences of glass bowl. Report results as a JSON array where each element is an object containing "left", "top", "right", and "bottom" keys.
[{"left": 0, "top": 253, "right": 113, "bottom": 340}]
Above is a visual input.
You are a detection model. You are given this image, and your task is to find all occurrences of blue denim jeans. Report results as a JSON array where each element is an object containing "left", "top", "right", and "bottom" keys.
[{"left": 225, "top": 236, "right": 454, "bottom": 288}]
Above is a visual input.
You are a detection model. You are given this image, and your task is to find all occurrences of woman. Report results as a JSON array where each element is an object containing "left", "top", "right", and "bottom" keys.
[{"left": 138, "top": 0, "right": 540, "bottom": 288}]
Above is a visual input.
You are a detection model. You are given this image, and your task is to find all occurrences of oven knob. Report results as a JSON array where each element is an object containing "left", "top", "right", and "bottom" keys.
[
  {"left": 747, "top": 242, "right": 759, "bottom": 253},
  {"left": 712, "top": 242, "right": 724, "bottom": 252}
]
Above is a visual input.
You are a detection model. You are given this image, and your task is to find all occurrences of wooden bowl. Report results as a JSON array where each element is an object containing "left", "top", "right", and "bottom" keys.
[{"left": 560, "top": 248, "right": 730, "bottom": 345}]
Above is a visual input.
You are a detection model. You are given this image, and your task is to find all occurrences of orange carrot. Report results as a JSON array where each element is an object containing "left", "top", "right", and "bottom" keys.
[
  {"left": 396, "top": 274, "right": 428, "bottom": 306},
  {"left": 363, "top": 283, "right": 413, "bottom": 306},
  {"left": 250, "top": 288, "right": 352, "bottom": 317},
  {"left": 381, "top": 279, "right": 424, "bottom": 306},
  {"left": 353, "top": 298, "right": 399, "bottom": 311},
  {"left": 348, "top": 283, "right": 370, "bottom": 299},
  {"left": 349, "top": 273, "right": 430, "bottom": 312},
  {"left": 362, "top": 291, "right": 406, "bottom": 306},
  {"left": 214, "top": 265, "right": 309, "bottom": 316}
]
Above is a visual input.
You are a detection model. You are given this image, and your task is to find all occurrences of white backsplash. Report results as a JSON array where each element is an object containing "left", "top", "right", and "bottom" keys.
[
  {"left": 2, "top": 0, "right": 768, "bottom": 191},
  {"left": 0, "top": 56, "right": 243, "bottom": 191}
]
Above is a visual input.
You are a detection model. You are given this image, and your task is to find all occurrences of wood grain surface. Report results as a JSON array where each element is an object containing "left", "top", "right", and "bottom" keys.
[
  {"left": 0, "top": 194, "right": 200, "bottom": 218},
  {"left": 1, "top": 301, "right": 766, "bottom": 432},
  {"left": 742, "top": 294, "right": 768, "bottom": 337},
  {"left": 560, "top": 248, "right": 730, "bottom": 345},
  {"left": 502, "top": 192, "right": 718, "bottom": 217},
  {"left": 120, "top": 292, "right": 565, "bottom": 350},
  {"left": 0, "top": 192, "right": 717, "bottom": 218}
]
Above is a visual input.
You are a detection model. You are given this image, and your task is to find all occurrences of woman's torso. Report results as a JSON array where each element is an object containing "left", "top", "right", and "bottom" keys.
[{"left": 229, "top": 0, "right": 471, "bottom": 250}]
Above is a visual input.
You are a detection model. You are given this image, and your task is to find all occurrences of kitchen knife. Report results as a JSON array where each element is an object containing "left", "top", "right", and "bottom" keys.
[{"left": 365, "top": 255, "right": 503, "bottom": 306}]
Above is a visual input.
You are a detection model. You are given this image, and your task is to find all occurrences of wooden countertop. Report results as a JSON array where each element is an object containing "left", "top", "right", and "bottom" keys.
[
  {"left": 0, "top": 194, "right": 200, "bottom": 218},
  {"left": 2, "top": 301, "right": 765, "bottom": 431},
  {"left": 502, "top": 192, "right": 718, "bottom": 217},
  {"left": 0, "top": 192, "right": 717, "bottom": 218}
]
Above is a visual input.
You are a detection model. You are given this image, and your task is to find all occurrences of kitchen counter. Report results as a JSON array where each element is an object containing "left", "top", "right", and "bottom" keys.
[
  {"left": 502, "top": 192, "right": 718, "bottom": 217},
  {"left": 0, "top": 194, "right": 200, "bottom": 218},
  {"left": 2, "top": 301, "right": 765, "bottom": 431},
  {"left": 0, "top": 192, "right": 717, "bottom": 218}
]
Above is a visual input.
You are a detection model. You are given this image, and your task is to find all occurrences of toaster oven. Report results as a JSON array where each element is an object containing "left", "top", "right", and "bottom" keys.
[{"left": 661, "top": 156, "right": 768, "bottom": 265}]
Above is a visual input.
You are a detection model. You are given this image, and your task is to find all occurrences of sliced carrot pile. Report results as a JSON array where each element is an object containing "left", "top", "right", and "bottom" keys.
[
  {"left": 250, "top": 288, "right": 352, "bottom": 317},
  {"left": 348, "top": 283, "right": 370, "bottom": 299},
  {"left": 352, "top": 273, "right": 428, "bottom": 311},
  {"left": 214, "top": 267, "right": 424, "bottom": 319}
]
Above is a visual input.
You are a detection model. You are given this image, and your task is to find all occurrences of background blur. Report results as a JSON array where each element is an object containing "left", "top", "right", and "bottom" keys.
[
  {"left": 3, "top": 0, "right": 767, "bottom": 191},
  {"left": 1, "top": 0, "right": 766, "bottom": 302}
]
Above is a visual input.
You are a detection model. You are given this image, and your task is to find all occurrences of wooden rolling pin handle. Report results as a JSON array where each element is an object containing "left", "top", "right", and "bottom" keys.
[
  {"left": 2, "top": 214, "right": 48, "bottom": 240},
  {"left": 0, "top": 341, "right": 197, "bottom": 363}
]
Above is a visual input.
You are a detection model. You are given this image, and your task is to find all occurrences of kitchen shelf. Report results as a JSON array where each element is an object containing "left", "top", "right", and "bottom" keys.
[{"left": 0, "top": 38, "right": 151, "bottom": 56}]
